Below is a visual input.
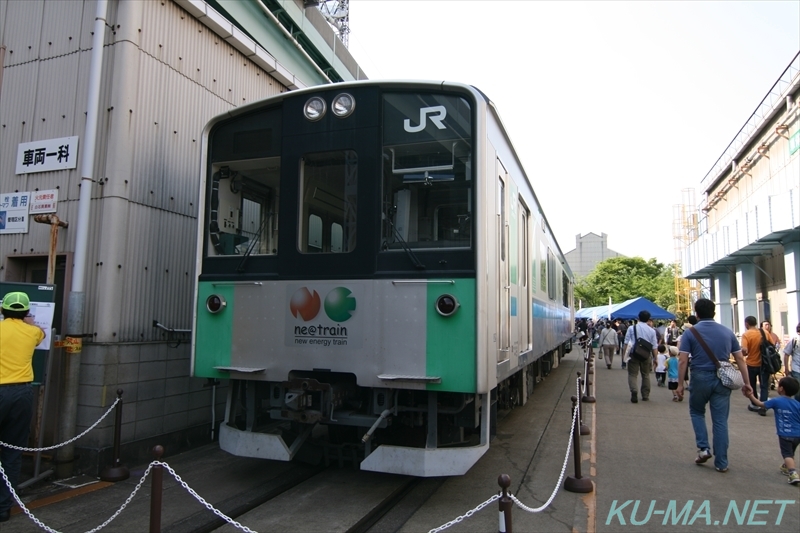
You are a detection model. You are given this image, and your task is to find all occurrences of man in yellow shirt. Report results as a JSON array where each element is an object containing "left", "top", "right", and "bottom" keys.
[
  {"left": 0, "top": 291, "right": 46, "bottom": 522},
  {"left": 741, "top": 315, "right": 767, "bottom": 416}
]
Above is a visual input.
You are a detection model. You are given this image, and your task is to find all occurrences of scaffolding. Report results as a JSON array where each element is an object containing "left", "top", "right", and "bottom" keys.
[
  {"left": 319, "top": 0, "right": 350, "bottom": 48},
  {"left": 672, "top": 189, "right": 703, "bottom": 317}
]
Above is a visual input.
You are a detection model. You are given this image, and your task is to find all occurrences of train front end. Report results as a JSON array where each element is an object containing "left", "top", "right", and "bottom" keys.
[{"left": 192, "top": 82, "right": 489, "bottom": 476}]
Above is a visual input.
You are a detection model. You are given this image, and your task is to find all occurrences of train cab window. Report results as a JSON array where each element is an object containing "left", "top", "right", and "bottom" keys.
[
  {"left": 298, "top": 151, "right": 358, "bottom": 254},
  {"left": 381, "top": 93, "right": 473, "bottom": 252},
  {"left": 207, "top": 158, "right": 280, "bottom": 257}
]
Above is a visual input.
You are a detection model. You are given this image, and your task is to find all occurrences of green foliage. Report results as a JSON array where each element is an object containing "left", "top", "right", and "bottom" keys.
[{"left": 574, "top": 257, "right": 676, "bottom": 311}]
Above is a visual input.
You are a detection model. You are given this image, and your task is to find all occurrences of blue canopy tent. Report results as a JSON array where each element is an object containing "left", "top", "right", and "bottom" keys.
[{"left": 575, "top": 297, "right": 675, "bottom": 320}]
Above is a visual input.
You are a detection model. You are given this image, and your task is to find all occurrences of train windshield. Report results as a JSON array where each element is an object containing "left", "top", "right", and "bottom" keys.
[
  {"left": 381, "top": 93, "right": 473, "bottom": 250},
  {"left": 298, "top": 150, "right": 358, "bottom": 253},
  {"left": 207, "top": 157, "right": 280, "bottom": 257}
]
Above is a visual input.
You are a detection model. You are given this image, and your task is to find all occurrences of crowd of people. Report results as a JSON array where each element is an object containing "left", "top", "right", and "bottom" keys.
[{"left": 575, "top": 302, "right": 800, "bottom": 486}]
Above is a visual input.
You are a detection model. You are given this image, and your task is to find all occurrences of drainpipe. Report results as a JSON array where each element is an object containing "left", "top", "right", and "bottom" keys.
[
  {"left": 56, "top": 0, "right": 109, "bottom": 478},
  {"left": 1, "top": 46, "right": 6, "bottom": 99},
  {"left": 254, "top": 0, "right": 332, "bottom": 84}
]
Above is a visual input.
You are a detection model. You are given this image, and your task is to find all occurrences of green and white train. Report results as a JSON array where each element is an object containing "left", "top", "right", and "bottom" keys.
[{"left": 191, "top": 81, "right": 574, "bottom": 477}]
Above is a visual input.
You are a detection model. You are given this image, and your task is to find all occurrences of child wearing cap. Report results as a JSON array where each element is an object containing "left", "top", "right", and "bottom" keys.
[{"left": 0, "top": 291, "right": 46, "bottom": 522}]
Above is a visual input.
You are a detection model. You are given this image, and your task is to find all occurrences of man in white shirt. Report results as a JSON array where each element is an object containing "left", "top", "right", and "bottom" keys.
[
  {"left": 623, "top": 310, "right": 659, "bottom": 403},
  {"left": 784, "top": 322, "right": 800, "bottom": 401}
]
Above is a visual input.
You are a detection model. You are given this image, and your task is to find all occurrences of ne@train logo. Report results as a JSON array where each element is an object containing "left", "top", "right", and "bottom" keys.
[
  {"left": 289, "top": 287, "right": 356, "bottom": 348},
  {"left": 404, "top": 105, "right": 447, "bottom": 133}
]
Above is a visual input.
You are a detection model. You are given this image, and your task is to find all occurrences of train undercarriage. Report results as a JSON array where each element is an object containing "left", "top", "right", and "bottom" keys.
[{"left": 219, "top": 348, "right": 565, "bottom": 476}]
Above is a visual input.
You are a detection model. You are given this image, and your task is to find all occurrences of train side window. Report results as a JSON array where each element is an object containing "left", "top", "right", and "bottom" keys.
[
  {"left": 298, "top": 150, "right": 358, "bottom": 254},
  {"left": 540, "top": 242, "right": 547, "bottom": 294},
  {"left": 207, "top": 157, "right": 280, "bottom": 257}
]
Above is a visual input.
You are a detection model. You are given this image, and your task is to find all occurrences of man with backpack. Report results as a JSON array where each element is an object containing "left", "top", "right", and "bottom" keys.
[
  {"left": 623, "top": 310, "right": 658, "bottom": 403},
  {"left": 741, "top": 316, "right": 769, "bottom": 415}
]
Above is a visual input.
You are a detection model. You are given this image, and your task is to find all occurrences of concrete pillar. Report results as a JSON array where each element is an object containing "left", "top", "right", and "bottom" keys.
[
  {"left": 713, "top": 273, "right": 733, "bottom": 330},
  {"left": 785, "top": 240, "right": 800, "bottom": 333},
  {"left": 736, "top": 264, "right": 758, "bottom": 331}
]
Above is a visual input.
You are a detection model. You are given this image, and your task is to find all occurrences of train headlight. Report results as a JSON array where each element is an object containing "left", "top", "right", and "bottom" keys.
[
  {"left": 332, "top": 93, "right": 355, "bottom": 118},
  {"left": 435, "top": 294, "right": 460, "bottom": 317},
  {"left": 206, "top": 294, "right": 227, "bottom": 314},
  {"left": 303, "top": 96, "right": 326, "bottom": 121}
]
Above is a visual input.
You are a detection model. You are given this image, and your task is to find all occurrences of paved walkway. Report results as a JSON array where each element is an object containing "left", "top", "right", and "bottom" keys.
[{"left": 3, "top": 348, "right": 798, "bottom": 532}]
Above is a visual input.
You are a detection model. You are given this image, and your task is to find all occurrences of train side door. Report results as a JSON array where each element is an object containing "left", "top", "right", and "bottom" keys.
[
  {"left": 519, "top": 201, "right": 531, "bottom": 353},
  {"left": 497, "top": 162, "right": 510, "bottom": 363}
]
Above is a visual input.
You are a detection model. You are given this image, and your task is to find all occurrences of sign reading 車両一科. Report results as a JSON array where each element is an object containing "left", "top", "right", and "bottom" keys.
[{"left": 16, "top": 136, "right": 79, "bottom": 174}]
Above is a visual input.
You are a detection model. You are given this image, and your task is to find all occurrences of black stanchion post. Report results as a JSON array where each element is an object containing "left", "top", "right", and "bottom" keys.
[
  {"left": 100, "top": 389, "right": 130, "bottom": 481},
  {"left": 577, "top": 373, "right": 590, "bottom": 436},
  {"left": 582, "top": 357, "right": 596, "bottom": 403},
  {"left": 150, "top": 445, "right": 164, "bottom": 533},
  {"left": 564, "top": 397, "right": 593, "bottom": 493},
  {"left": 498, "top": 474, "right": 513, "bottom": 533}
]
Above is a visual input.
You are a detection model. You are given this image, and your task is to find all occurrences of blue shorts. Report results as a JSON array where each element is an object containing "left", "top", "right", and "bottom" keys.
[{"left": 778, "top": 436, "right": 800, "bottom": 459}]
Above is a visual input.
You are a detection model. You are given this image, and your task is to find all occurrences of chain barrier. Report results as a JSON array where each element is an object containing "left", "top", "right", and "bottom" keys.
[
  {"left": 427, "top": 376, "right": 582, "bottom": 531},
  {"left": 156, "top": 461, "right": 257, "bottom": 533},
  {"left": 0, "top": 458, "right": 257, "bottom": 533},
  {"left": 508, "top": 377, "right": 579, "bottom": 514},
  {"left": 0, "top": 397, "right": 120, "bottom": 453},
  {"left": 427, "top": 493, "right": 501, "bottom": 533},
  {"left": 0, "top": 457, "right": 151, "bottom": 533}
]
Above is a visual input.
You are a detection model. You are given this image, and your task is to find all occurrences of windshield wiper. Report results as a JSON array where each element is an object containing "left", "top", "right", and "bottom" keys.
[
  {"left": 384, "top": 207, "right": 425, "bottom": 270},
  {"left": 236, "top": 213, "right": 272, "bottom": 272}
]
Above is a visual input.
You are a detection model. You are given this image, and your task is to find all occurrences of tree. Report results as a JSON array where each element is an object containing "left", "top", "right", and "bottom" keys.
[{"left": 574, "top": 257, "right": 676, "bottom": 311}]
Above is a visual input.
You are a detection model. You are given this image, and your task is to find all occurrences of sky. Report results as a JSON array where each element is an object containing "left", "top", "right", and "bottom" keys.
[{"left": 346, "top": 1, "right": 800, "bottom": 266}]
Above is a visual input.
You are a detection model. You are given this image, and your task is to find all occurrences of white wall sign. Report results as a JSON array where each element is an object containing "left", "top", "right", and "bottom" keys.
[
  {"left": 29, "top": 189, "right": 59, "bottom": 214},
  {"left": 0, "top": 192, "right": 31, "bottom": 234},
  {"left": 16, "top": 136, "right": 79, "bottom": 174}
]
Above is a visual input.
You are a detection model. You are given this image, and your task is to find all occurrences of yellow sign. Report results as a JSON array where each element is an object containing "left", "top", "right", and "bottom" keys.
[{"left": 63, "top": 337, "right": 82, "bottom": 353}]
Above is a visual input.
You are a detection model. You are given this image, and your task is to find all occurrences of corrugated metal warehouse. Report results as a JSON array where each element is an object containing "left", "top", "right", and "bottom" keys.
[{"left": 0, "top": 0, "right": 365, "bottom": 475}]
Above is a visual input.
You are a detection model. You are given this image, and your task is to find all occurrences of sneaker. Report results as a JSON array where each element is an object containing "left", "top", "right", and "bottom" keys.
[
  {"left": 631, "top": 392, "right": 638, "bottom": 403},
  {"left": 780, "top": 464, "right": 790, "bottom": 476},
  {"left": 789, "top": 472, "right": 800, "bottom": 485},
  {"left": 672, "top": 397, "right": 678, "bottom": 402},
  {"left": 695, "top": 449, "right": 712, "bottom": 464},
  {"left": 747, "top": 404, "right": 760, "bottom": 412},
  {"left": 758, "top": 408, "right": 767, "bottom": 417},
  {"left": 642, "top": 397, "right": 650, "bottom": 401},
  {"left": 621, "top": 363, "right": 627, "bottom": 369},
  {"left": 715, "top": 467, "right": 728, "bottom": 473}
]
